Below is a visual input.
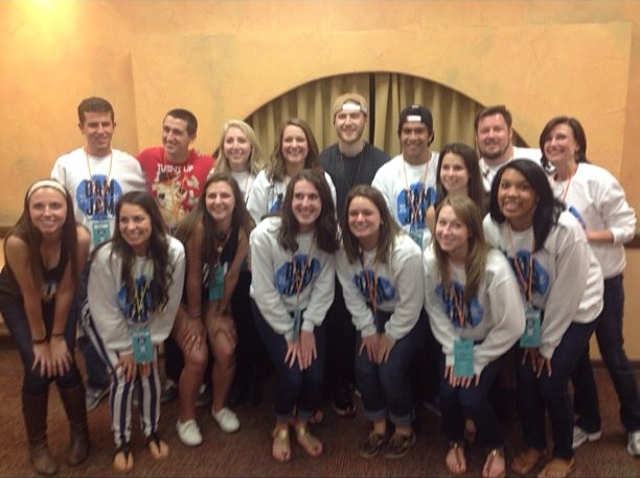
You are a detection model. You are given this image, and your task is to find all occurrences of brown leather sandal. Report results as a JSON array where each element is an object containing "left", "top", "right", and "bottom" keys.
[{"left": 511, "top": 448, "right": 546, "bottom": 475}]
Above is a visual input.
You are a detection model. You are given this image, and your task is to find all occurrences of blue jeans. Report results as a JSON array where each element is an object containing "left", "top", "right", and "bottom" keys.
[
  {"left": 572, "top": 274, "right": 640, "bottom": 433},
  {"left": 355, "top": 309, "right": 428, "bottom": 426},
  {"left": 252, "top": 300, "right": 326, "bottom": 423},
  {"left": 517, "top": 319, "right": 597, "bottom": 460},
  {"left": 439, "top": 352, "right": 505, "bottom": 449},
  {"left": 1, "top": 300, "right": 82, "bottom": 394}
]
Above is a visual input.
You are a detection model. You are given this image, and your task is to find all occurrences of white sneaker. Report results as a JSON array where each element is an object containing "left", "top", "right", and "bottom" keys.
[
  {"left": 572, "top": 426, "right": 601, "bottom": 449},
  {"left": 176, "top": 418, "right": 203, "bottom": 446},
  {"left": 627, "top": 430, "right": 640, "bottom": 457},
  {"left": 212, "top": 407, "right": 240, "bottom": 433}
]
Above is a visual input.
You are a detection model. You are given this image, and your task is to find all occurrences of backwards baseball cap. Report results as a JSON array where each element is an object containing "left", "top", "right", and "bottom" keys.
[
  {"left": 332, "top": 93, "right": 369, "bottom": 119},
  {"left": 397, "top": 104, "right": 433, "bottom": 134}
]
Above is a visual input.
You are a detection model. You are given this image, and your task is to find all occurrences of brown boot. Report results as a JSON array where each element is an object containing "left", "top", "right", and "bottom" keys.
[
  {"left": 22, "top": 391, "right": 59, "bottom": 476},
  {"left": 58, "top": 383, "right": 91, "bottom": 466}
]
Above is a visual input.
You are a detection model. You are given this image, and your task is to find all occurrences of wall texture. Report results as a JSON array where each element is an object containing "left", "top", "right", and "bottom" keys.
[{"left": 2, "top": 0, "right": 639, "bottom": 358}]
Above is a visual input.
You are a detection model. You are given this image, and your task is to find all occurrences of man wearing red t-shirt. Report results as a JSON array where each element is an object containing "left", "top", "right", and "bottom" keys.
[{"left": 137, "top": 108, "right": 214, "bottom": 231}]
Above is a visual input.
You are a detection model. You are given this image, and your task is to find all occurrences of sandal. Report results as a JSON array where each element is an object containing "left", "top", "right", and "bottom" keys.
[
  {"left": 113, "top": 443, "right": 134, "bottom": 474},
  {"left": 446, "top": 441, "right": 467, "bottom": 475},
  {"left": 309, "top": 409, "right": 325, "bottom": 425},
  {"left": 272, "top": 426, "right": 291, "bottom": 462},
  {"left": 537, "top": 457, "right": 576, "bottom": 478},
  {"left": 295, "top": 425, "right": 323, "bottom": 457},
  {"left": 483, "top": 447, "right": 506, "bottom": 478},
  {"left": 512, "top": 448, "right": 546, "bottom": 475},
  {"left": 146, "top": 432, "right": 169, "bottom": 460}
]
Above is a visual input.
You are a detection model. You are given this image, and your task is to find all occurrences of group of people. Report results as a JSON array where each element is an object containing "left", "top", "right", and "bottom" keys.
[{"left": 1, "top": 95, "right": 638, "bottom": 478}]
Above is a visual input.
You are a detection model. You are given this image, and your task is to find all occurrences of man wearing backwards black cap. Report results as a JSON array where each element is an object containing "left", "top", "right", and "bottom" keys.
[
  {"left": 372, "top": 104, "right": 439, "bottom": 251},
  {"left": 319, "top": 93, "right": 389, "bottom": 419}
]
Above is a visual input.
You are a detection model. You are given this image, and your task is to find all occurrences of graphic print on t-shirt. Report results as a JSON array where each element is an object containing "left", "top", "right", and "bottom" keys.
[
  {"left": 508, "top": 250, "right": 550, "bottom": 297},
  {"left": 435, "top": 281, "right": 483, "bottom": 329},
  {"left": 76, "top": 175, "right": 123, "bottom": 220},
  {"left": 275, "top": 254, "right": 321, "bottom": 297},
  {"left": 396, "top": 182, "right": 437, "bottom": 227},
  {"left": 352, "top": 270, "right": 395, "bottom": 307}
]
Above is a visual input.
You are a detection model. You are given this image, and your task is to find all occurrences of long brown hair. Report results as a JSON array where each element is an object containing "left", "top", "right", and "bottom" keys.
[
  {"left": 341, "top": 185, "right": 401, "bottom": 265},
  {"left": 266, "top": 118, "right": 320, "bottom": 182},
  {"left": 278, "top": 169, "right": 339, "bottom": 254},
  {"left": 5, "top": 179, "right": 79, "bottom": 288},
  {"left": 433, "top": 195, "right": 488, "bottom": 302}
]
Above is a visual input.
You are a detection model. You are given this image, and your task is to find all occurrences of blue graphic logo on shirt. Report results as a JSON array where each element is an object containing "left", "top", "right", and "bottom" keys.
[
  {"left": 76, "top": 175, "right": 123, "bottom": 220},
  {"left": 397, "top": 183, "right": 436, "bottom": 227},
  {"left": 275, "top": 254, "right": 321, "bottom": 297},
  {"left": 118, "top": 274, "right": 153, "bottom": 324},
  {"left": 506, "top": 250, "right": 550, "bottom": 297},
  {"left": 352, "top": 269, "right": 396, "bottom": 307},
  {"left": 435, "top": 281, "right": 483, "bottom": 328}
]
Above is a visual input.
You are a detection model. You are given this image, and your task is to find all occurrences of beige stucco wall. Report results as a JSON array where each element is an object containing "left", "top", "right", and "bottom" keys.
[{"left": 1, "top": 0, "right": 639, "bottom": 358}]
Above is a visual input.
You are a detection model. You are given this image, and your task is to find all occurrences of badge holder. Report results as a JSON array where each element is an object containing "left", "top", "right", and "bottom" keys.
[
  {"left": 208, "top": 265, "right": 225, "bottom": 301},
  {"left": 409, "top": 223, "right": 425, "bottom": 248},
  {"left": 132, "top": 328, "right": 153, "bottom": 364},
  {"left": 453, "top": 337, "right": 474, "bottom": 378},
  {"left": 91, "top": 220, "right": 111, "bottom": 248},
  {"left": 520, "top": 306, "right": 542, "bottom": 348}
]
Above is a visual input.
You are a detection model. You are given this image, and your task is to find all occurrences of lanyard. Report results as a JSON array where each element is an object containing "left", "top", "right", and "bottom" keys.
[
  {"left": 131, "top": 259, "right": 153, "bottom": 322},
  {"left": 402, "top": 158, "right": 430, "bottom": 225},
  {"left": 449, "top": 283, "right": 466, "bottom": 327},
  {"left": 557, "top": 163, "right": 578, "bottom": 203},
  {"left": 85, "top": 149, "right": 113, "bottom": 209},
  {"left": 360, "top": 250, "right": 379, "bottom": 315},
  {"left": 292, "top": 235, "right": 315, "bottom": 307},
  {"left": 506, "top": 226, "right": 535, "bottom": 304}
]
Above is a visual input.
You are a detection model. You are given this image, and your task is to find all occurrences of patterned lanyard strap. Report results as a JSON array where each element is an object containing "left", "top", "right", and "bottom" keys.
[
  {"left": 131, "top": 259, "right": 153, "bottom": 322},
  {"left": 449, "top": 283, "right": 466, "bottom": 327},
  {"left": 402, "top": 157, "right": 430, "bottom": 224},
  {"left": 507, "top": 226, "right": 535, "bottom": 304},
  {"left": 292, "top": 235, "right": 315, "bottom": 306},
  {"left": 360, "top": 250, "right": 379, "bottom": 315}
]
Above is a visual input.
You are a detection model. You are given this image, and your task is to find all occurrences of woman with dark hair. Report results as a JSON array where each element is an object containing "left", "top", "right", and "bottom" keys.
[
  {"left": 427, "top": 143, "right": 485, "bottom": 232},
  {"left": 172, "top": 172, "right": 254, "bottom": 444},
  {"left": 424, "top": 195, "right": 524, "bottom": 477},
  {"left": 87, "top": 191, "right": 185, "bottom": 473},
  {"left": 0, "top": 179, "right": 91, "bottom": 475},
  {"left": 540, "top": 116, "right": 640, "bottom": 456},
  {"left": 250, "top": 168, "right": 339, "bottom": 462},
  {"left": 337, "top": 185, "right": 427, "bottom": 460},
  {"left": 483, "top": 159, "right": 604, "bottom": 478},
  {"left": 246, "top": 118, "right": 336, "bottom": 225}
]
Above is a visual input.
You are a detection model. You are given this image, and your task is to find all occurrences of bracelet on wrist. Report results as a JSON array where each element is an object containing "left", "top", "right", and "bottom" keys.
[
  {"left": 188, "top": 311, "right": 202, "bottom": 319},
  {"left": 31, "top": 337, "right": 47, "bottom": 345},
  {"left": 51, "top": 331, "right": 65, "bottom": 337}
]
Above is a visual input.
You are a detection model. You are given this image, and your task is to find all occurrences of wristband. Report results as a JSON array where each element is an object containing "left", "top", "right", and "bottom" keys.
[
  {"left": 51, "top": 331, "right": 65, "bottom": 337},
  {"left": 31, "top": 337, "right": 47, "bottom": 345},
  {"left": 188, "top": 311, "right": 202, "bottom": 319}
]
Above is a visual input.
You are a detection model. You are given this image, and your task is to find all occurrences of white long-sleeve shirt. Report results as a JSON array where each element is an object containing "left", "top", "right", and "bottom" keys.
[
  {"left": 423, "top": 248, "right": 525, "bottom": 376},
  {"left": 483, "top": 211, "right": 603, "bottom": 359},
  {"left": 249, "top": 217, "right": 335, "bottom": 342},
  {"left": 550, "top": 162, "right": 636, "bottom": 278},
  {"left": 87, "top": 236, "right": 185, "bottom": 360},
  {"left": 336, "top": 232, "right": 424, "bottom": 341}
]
